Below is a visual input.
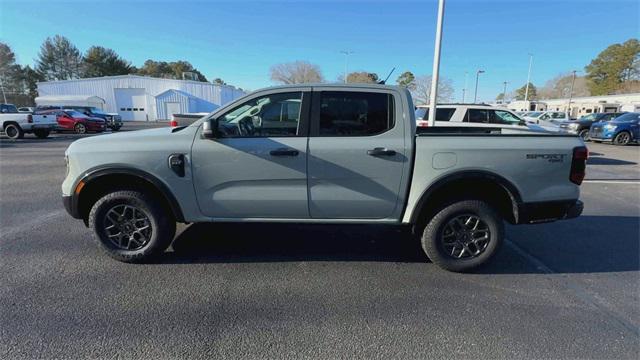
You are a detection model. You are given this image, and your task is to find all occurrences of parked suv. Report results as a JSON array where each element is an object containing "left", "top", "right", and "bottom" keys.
[
  {"left": 414, "top": 104, "right": 527, "bottom": 128},
  {"left": 558, "top": 112, "right": 626, "bottom": 140},
  {"left": 589, "top": 112, "right": 640, "bottom": 145}
]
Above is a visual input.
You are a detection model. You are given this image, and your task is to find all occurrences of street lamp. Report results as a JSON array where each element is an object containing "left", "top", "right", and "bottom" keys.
[
  {"left": 502, "top": 81, "right": 508, "bottom": 104},
  {"left": 427, "top": 0, "right": 446, "bottom": 127},
  {"left": 340, "top": 50, "right": 353, "bottom": 83},
  {"left": 462, "top": 71, "right": 468, "bottom": 103},
  {"left": 567, "top": 70, "right": 577, "bottom": 117},
  {"left": 524, "top": 53, "right": 533, "bottom": 103},
  {"left": 473, "top": 70, "right": 485, "bottom": 103}
]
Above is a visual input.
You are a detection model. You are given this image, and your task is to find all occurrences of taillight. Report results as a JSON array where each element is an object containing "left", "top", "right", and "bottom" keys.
[
  {"left": 27, "top": 115, "right": 33, "bottom": 123},
  {"left": 570, "top": 146, "right": 588, "bottom": 185},
  {"left": 417, "top": 120, "right": 429, "bottom": 127},
  {"left": 169, "top": 120, "right": 178, "bottom": 127}
]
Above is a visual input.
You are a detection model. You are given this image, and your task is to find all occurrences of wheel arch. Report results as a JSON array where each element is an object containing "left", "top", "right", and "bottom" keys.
[
  {"left": 74, "top": 167, "right": 185, "bottom": 224},
  {"left": 409, "top": 170, "right": 523, "bottom": 230}
]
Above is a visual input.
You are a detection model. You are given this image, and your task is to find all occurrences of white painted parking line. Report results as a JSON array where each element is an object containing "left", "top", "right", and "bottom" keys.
[{"left": 583, "top": 180, "right": 640, "bottom": 184}]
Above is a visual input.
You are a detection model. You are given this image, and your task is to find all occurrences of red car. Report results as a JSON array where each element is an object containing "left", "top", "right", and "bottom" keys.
[{"left": 46, "top": 110, "right": 106, "bottom": 134}]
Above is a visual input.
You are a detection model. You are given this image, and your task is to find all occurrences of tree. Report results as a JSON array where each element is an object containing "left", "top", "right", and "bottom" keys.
[
  {"left": 514, "top": 82, "right": 538, "bottom": 100},
  {"left": 35, "top": 35, "right": 83, "bottom": 81},
  {"left": 212, "top": 78, "right": 226, "bottom": 85},
  {"left": 346, "top": 71, "right": 378, "bottom": 83},
  {"left": 82, "top": 46, "right": 132, "bottom": 77},
  {"left": 136, "top": 59, "right": 207, "bottom": 81},
  {"left": 585, "top": 39, "right": 640, "bottom": 95},
  {"left": 496, "top": 93, "right": 505, "bottom": 101},
  {"left": 538, "top": 72, "right": 590, "bottom": 99},
  {"left": 270, "top": 61, "right": 323, "bottom": 84},
  {"left": 396, "top": 71, "right": 416, "bottom": 89},
  {"left": 410, "top": 75, "right": 454, "bottom": 104},
  {"left": 0, "top": 42, "right": 22, "bottom": 98}
]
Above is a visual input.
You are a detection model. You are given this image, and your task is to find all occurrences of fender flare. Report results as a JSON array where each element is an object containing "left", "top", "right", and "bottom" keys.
[
  {"left": 408, "top": 170, "right": 523, "bottom": 224},
  {"left": 72, "top": 165, "right": 185, "bottom": 222}
]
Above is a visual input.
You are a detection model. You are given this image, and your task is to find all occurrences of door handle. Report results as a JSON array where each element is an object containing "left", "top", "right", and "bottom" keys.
[
  {"left": 269, "top": 148, "right": 299, "bottom": 156},
  {"left": 367, "top": 147, "right": 396, "bottom": 156}
]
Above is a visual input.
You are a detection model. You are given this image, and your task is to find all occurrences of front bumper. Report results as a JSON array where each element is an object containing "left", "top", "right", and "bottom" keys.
[
  {"left": 63, "top": 195, "right": 82, "bottom": 219},
  {"left": 517, "top": 199, "right": 583, "bottom": 224}
]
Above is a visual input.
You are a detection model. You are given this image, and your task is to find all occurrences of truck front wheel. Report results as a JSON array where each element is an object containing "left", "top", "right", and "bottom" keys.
[
  {"left": 88, "top": 190, "right": 176, "bottom": 263},
  {"left": 421, "top": 200, "right": 504, "bottom": 272}
]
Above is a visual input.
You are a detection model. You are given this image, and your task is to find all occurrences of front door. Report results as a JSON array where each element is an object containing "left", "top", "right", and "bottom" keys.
[
  {"left": 306, "top": 89, "right": 408, "bottom": 219},
  {"left": 191, "top": 89, "right": 311, "bottom": 219}
]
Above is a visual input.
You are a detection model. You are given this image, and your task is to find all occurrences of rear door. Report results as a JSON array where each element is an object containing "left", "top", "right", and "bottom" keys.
[{"left": 306, "top": 88, "right": 409, "bottom": 219}]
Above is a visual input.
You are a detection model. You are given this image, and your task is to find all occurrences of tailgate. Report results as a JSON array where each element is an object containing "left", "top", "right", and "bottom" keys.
[{"left": 33, "top": 113, "right": 58, "bottom": 125}]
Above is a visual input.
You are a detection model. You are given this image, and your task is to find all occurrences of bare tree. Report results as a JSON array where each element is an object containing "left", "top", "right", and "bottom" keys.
[
  {"left": 346, "top": 71, "right": 378, "bottom": 83},
  {"left": 270, "top": 61, "right": 324, "bottom": 84},
  {"left": 538, "top": 72, "right": 590, "bottom": 99},
  {"left": 411, "top": 75, "right": 454, "bottom": 105}
]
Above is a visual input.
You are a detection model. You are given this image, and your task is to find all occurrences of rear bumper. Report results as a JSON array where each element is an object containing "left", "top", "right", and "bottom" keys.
[
  {"left": 23, "top": 123, "right": 57, "bottom": 132},
  {"left": 517, "top": 199, "right": 583, "bottom": 224}
]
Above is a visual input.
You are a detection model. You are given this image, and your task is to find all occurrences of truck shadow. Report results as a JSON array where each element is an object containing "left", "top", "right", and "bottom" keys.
[{"left": 165, "top": 215, "right": 639, "bottom": 274}]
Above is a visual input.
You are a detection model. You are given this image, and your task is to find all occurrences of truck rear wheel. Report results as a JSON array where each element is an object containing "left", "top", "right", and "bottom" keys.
[
  {"left": 4, "top": 123, "right": 24, "bottom": 139},
  {"left": 88, "top": 190, "right": 176, "bottom": 263},
  {"left": 33, "top": 129, "right": 50, "bottom": 139},
  {"left": 421, "top": 200, "right": 504, "bottom": 272}
]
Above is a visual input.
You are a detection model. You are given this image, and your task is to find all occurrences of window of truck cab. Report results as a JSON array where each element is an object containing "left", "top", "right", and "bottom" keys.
[
  {"left": 315, "top": 91, "right": 395, "bottom": 136},
  {"left": 215, "top": 91, "right": 306, "bottom": 137}
]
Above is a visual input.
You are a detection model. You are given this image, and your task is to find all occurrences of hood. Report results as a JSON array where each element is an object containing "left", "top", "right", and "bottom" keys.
[{"left": 67, "top": 127, "right": 177, "bottom": 154}]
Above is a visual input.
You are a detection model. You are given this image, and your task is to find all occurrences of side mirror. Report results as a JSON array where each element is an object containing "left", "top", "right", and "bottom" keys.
[{"left": 202, "top": 118, "right": 218, "bottom": 139}]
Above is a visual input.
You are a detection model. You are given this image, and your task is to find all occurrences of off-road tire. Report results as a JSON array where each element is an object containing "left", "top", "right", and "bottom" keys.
[
  {"left": 88, "top": 190, "right": 176, "bottom": 263},
  {"left": 421, "top": 200, "right": 504, "bottom": 272}
]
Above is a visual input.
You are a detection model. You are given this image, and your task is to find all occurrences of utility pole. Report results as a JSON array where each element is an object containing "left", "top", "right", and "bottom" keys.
[
  {"left": 473, "top": 69, "right": 485, "bottom": 103},
  {"left": 567, "top": 70, "right": 577, "bottom": 118},
  {"left": 0, "top": 72, "right": 7, "bottom": 103},
  {"left": 462, "top": 71, "right": 468, "bottom": 103},
  {"left": 427, "top": 0, "right": 446, "bottom": 127},
  {"left": 524, "top": 53, "right": 533, "bottom": 103},
  {"left": 340, "top": 50, "right": 353, "bottom": 83},
  {"left": 502, "top": 81, "right": 508, "bottom": 104}
]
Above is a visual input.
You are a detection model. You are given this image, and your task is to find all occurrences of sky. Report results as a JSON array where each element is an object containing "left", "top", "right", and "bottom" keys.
[{"left": 1, "top": 0, "right": 638, "bottom": 102}]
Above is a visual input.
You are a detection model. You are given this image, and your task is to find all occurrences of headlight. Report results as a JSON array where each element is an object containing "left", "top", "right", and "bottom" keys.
[
  {"left": 604, "top": 124, "right": 617, "bottom": 130},
  {"left": 568, "top": 122, "right": 580, "bottom": 129}
]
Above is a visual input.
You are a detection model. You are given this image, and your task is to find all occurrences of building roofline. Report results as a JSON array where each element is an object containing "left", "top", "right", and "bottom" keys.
[{"left": 37, "top": 74, "right": 242, "bottom": 90}]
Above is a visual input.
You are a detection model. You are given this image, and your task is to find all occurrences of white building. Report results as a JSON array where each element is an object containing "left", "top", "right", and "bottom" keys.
[
  {"left": 37, "top": 75, "right": 246, "bottom": 121},
  {"left": 502, "top": 93, "right": 640, "bottom": 117}
]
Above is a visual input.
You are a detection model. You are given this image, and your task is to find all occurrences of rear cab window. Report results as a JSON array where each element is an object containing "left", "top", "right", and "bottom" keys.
[
  {"left": 415, "top": 107, "right": 455, "bottom": 121},
  {"left": 316, "top": 91, "right": 394, "bottom": 136}
]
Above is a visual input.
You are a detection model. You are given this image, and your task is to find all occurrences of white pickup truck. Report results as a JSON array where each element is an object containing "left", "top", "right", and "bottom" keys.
[
  {"left": 1, "top": 103, "right": 58, "bottom": 139},
  {"left": 62, "top": 84, "right": 586, "bottom": 272}
]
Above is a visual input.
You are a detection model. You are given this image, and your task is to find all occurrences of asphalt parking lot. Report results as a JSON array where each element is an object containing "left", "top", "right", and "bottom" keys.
[{"left": 1, "top": 128, "right": 639, "bottom": 359}]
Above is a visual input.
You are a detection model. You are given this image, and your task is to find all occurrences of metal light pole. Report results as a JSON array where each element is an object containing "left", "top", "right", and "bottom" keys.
[
  {"left": 567, "top": 70, "right": 577, "bottom": 117},
  {"left": 473, "top": 70, "right": 484, "bottom": 103},
  {"left": 0, "top": 72, "right": 7, "bottom": 103},
  {"left": 462, "top": 71, "right": 468, "bottom": 103},
  {"left": 340, "top": 50, "right": 353, "bottom": 83},
  {"left": 502, "top": 81, "right": 508, "bottom": 104},
  {"left": 427, "top": 0, "right": 446, "bottom": 126},
  {"left": 524, "top": 53, "right": 533, "bottom": 103}
]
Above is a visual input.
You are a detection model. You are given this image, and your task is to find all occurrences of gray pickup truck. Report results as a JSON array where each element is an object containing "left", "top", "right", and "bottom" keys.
[{"left": 62, "top": 84, "right": 586, "bottom": 272}]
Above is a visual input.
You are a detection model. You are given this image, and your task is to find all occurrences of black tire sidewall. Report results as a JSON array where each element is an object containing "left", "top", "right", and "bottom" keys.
[
  {"left": 421, "top": 200, "right": 504, "bottom": 272},
  {"left": 89, "top": 190, "right": 175, "bottom": 263},
  {"left": 5, "top": 124, "right": 23, "bottom": 139},
  {"left": 613, "top": 131, "right": 630, "bottom": 145},
  {"left": 34, "top": 129, "right": 50, "bottom": 139},
  {"left": 75, "top": 123, "right": 86, "bottom": 134},
  {"left": 578, "top": 129, "right": 589, "bottom": 141}
]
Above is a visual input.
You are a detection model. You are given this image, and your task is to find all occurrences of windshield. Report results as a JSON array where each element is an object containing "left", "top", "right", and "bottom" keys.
[
  {"left": 65, "top": 110, "right": 88, "bottom": 118},
  {"left": 612, "top": 112, "right": 640, "bottom": 123},
  {"left": 526, "top": 111, "right": 543, "bottom": 118},
  {"left": 580, "top": 114, "right": 597, "bottom": 121}
]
